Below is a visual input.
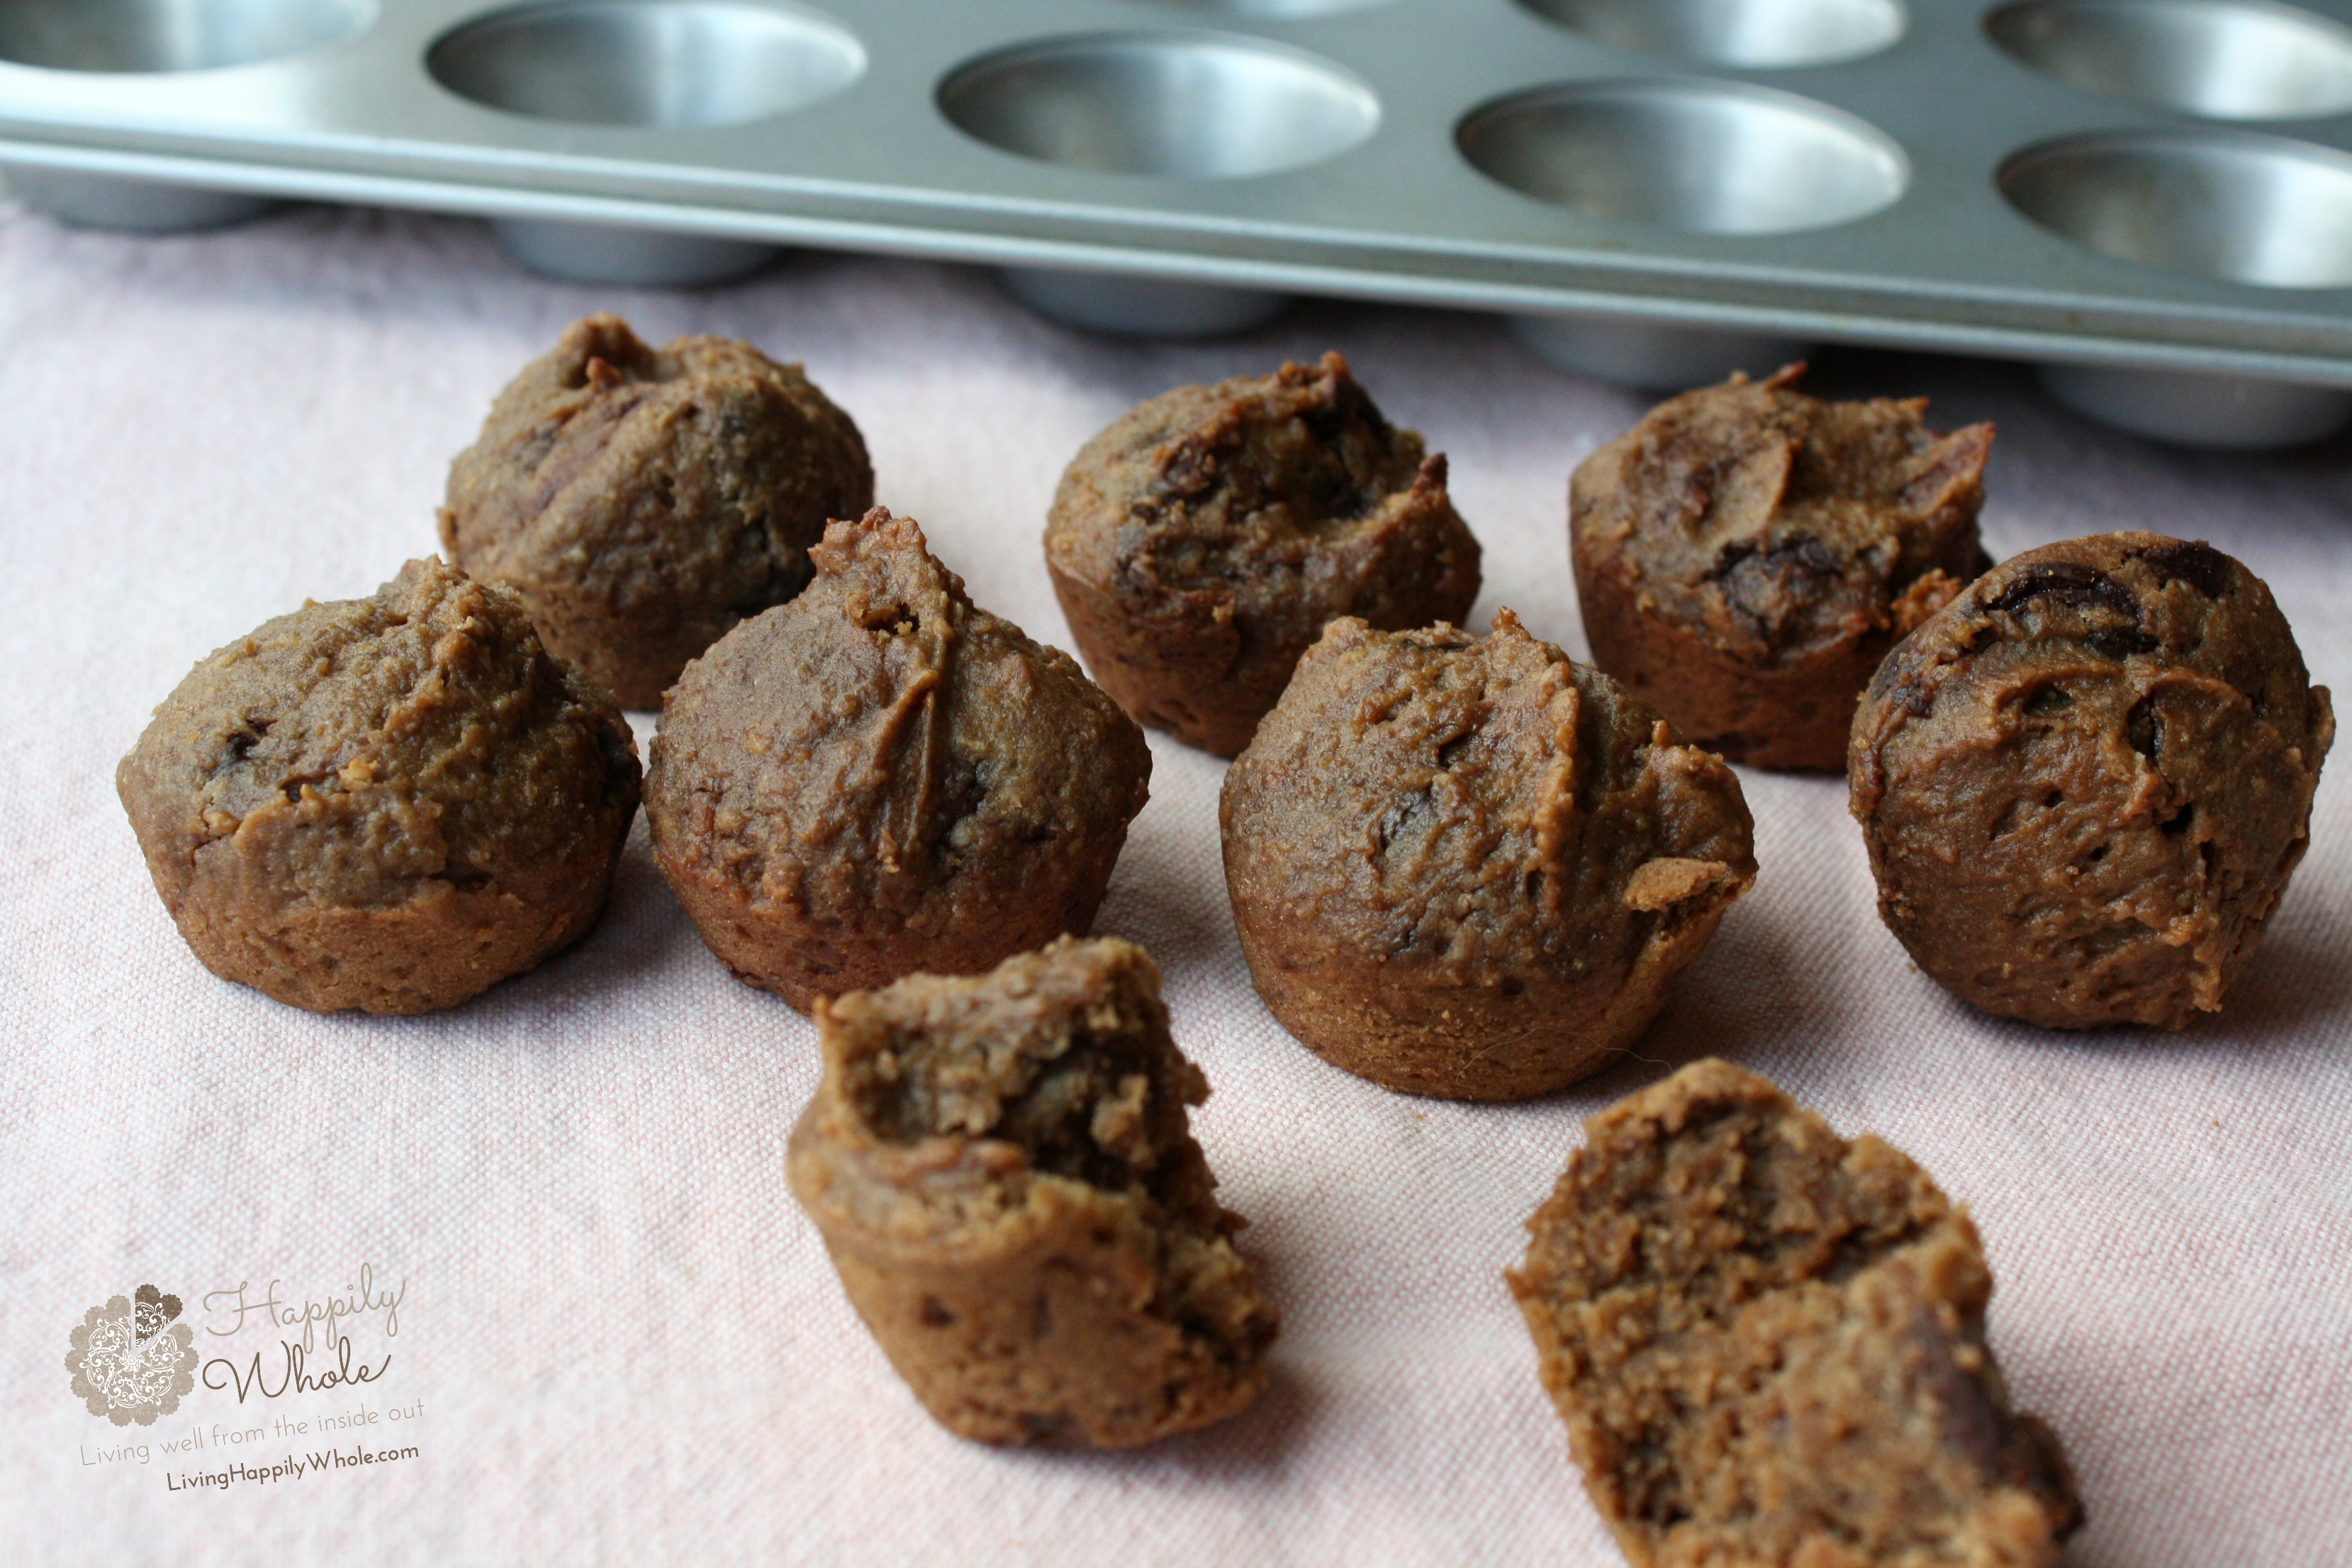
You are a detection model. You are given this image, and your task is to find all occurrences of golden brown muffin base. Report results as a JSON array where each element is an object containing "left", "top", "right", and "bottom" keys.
[
  {"left": 1571, "top": 365, "right": 1991, "bottom": 771},
  {"left": 1850, "top": 532, "right": 2333, "bottom": 1029},
  {"left": 116, "top": 559, "right": 642, "bottom": 1014},
  {"left": 441, "top": 313, "right": 873, "bottom": 710},
  {"left": 647, "top": 508, "right": 1150, "bottom": 1013},
  {"left": 1510, "top": 1059, "right": 2081, "bottom": 1568},
  {"left": 1221, "top": 612, "right": 1754, "bottom": 1100},
  {"left": 788, "top": 937, "right": 1277, "bottom": 1447},
  {"left": 1046, "top": 352, "right": 1482, "bottom": 758}
]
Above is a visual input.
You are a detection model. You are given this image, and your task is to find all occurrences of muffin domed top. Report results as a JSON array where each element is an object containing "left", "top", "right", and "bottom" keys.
[
  {"left": 1222, "top": 611, "right": 1754, "bottom": 984},
  {"left": 1573, "top": 365, "right": 1992, "bottom": 667},
  {"left": 650, "top": 508, "right": 1150, "bottom": 926},
  {"left": 117, "top": 557, "right": 640, "bottom": 911}
]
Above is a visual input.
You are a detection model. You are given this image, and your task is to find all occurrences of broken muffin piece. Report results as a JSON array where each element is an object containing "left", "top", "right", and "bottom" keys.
[
  {"left": 788, "top": 937, "right": 1278, "bottom": 1447},
  {"left": 1508, "top": 1059, "right": 2081, "bottom": 1568}
]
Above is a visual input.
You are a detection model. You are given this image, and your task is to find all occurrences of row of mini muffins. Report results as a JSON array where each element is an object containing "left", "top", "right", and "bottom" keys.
[
  {"left": 120, "top": 318, "right": 2329, "bottom": 1057},
  {"left": 116, "top": 512, "right": 1150, "bottom": 1018},
  {"left": 116, "top": 498, "right": 1755, "bottom": 1106},
  {"left": 1036, "top": 349, "right": 2329, "bottom": 1038},
  {"left": 785, "top": 931, "right": 2084, "bottom": 1568},
  {"left": 415, "top": 313, "right": 1981, "bottom": 788}
]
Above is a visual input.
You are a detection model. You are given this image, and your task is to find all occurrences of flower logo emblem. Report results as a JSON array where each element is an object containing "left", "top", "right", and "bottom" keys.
[{"left": 66, "top": 1284, "right": 197, "bottom": 1426}]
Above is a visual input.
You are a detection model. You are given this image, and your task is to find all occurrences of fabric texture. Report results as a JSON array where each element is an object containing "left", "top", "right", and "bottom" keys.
[{"left": 0, "top": 201, "right": 2345, "bottom": 1567}]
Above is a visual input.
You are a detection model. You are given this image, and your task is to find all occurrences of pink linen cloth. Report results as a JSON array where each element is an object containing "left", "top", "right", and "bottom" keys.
[{"left": 0, "top": 201, "right": 2345, "bottom": 1567}]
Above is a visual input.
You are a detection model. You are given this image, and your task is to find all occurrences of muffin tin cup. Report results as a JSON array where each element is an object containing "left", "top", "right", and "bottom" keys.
[
  {"left": 493, "top": 215, "right": 781, "bottom": 286},
  {"left": 425, "top": 1, "right": 866, "bottom": 129},
  {"left": 2039, "top": 362, "right": 2352, "bottom": 448},
  {"left": 0, "top": 0, "right": 376, "bottom": 74},
  {"left": 3, "top": 164, "right": 282, "bottom": 229},
  {"left": 1516, "top": 0, "right": 1908, "bottom": 69},
  {"left": 1001, "top": 265, "right": 1289, "bottom": 336},
  {"left": 5, "top": 0, "right": 2352, "bottom": 443},
  {"left": 1987, "top": 0, "right": 2352, "bottom": 122},
  {"left": 1511, "top": 314, "right": 1813, "bottom": 389}
]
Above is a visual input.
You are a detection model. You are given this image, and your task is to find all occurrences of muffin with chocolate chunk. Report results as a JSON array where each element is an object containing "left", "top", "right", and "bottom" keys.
[
  {"left": 1221, "top": 612, "right": 1754, "bottom": 1100},
  {"left": 117, "top": 559, "right": 642, "bottom": 1014},
  {"left": 1851, "top": 532, "right": 2332, "bottom": 1030},
  {"left": 441, "top": 313, "right": 873, "bottom": 709},
  {"left": 647, "top": 508, "right": 1150, "bottom": 1012},
  {"left": 1572, "top": 364, "right": 1993, "bottom": 771},
  {"left": 789, "top": 936, "right": 1278, "bottom": 1447},
  {"left": 1511, "top": 1058, "right": 2082, "bottom": 1568},
  {"left": 1047, "top": 352, "right": 1482, "bottom": 757}
]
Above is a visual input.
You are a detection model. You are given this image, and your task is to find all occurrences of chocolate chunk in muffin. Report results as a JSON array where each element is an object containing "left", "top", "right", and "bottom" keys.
[
  {"left": 1046, "top": 352, "right": 1482, "bottom": 757},
  {"left": 647, "top": 508, "right": 1151, "bottom": 1013},
  {"left": 1850, "top": 532, "right": 2332, "bottom": 1030},
  {"left": 1572, "top": 364, "right": 1993, "bottom": 771},
  {"left": 1220, "top": 611, "right": 1754, "bottom": 1100},
  {"left": 440, "top": 313, "right": 873, "bottom": 709},
  {"left": 117, "top": 559, "right": 642, "bottom": 1014},
  {"left": 1510, "top": 1058, "right": 2082, "bottom": 1568},
  {"left": 789, "top": 936, "right": 1278, "bottom": 1447}
]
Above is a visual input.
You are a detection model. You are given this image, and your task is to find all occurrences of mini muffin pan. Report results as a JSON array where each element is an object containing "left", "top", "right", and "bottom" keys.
[{"left": 6, "top": 0, "right": 2352, "bottom": 445}]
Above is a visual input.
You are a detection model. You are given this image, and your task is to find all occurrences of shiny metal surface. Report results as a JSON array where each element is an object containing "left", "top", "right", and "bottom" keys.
[
  {"left": 426, "top": 1, "right": 863, "bottom": 127},
  {"left": 1000, "top": 265, "right": 1288, "bottom": 334},
  {"left": 4, "top": 0, "right": 2352, "bottom": 444},
  {"left": 0, "top": 0, "right": 373, "bottom": 72},
  {"left": 1987, "top": 0, "right": 2352, "bottom": 121},
  {"left": 2001, "top": 129, "right": 2352, "bottom": 288},
  {"left": 1146, "top": 0, "right": 1396, "bottom": 16},
  {"left": 2042, "top": 361, "right": 2352, "bottom": 447},
  {"left": 1, "top": 164, "right": 279, "bottom": 225},
  {"left": 1510, "top": 315, "right": 1812, "bottom": 387},
  {"left": 1457, "top": 79, "right": 1908, "bottom": 234},
  {"left": 936, "top": 33, "right": 1378, "bottom": 179},
  {"left": 493, "top": 213, "right": 780, "bottom": 281},
  {"left": 1519, "top": 0, "right": 1906, "bottom": 67}
]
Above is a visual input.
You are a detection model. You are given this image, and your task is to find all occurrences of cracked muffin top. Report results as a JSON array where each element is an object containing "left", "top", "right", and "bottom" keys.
[
  {"left": 1573, "top": 364, "right": 1993, "bottom": 671},
  {"left": 648, "top": 508, "right": 1150, "bottom": 1010}
]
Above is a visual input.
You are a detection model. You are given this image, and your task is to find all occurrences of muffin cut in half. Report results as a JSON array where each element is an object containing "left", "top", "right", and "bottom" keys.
[{"left": 1511, "top": 1058, "right": 2082, "bottom": 1568}]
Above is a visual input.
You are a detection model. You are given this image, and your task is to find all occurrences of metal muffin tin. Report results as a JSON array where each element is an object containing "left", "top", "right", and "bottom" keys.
[{"left": 8, "top": 0, "right": 2352, "bottom": 445}]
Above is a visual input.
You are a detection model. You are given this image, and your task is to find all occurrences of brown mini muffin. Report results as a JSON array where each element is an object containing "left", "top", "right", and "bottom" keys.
[
  {"left": 1571, "top": 364, "right": 1994, "bottom": 771},
  {"left": 1046, "top": 352, "right": 1482, "bottom": 757},
  {"left": 117, "top": 559, "right": 642, "bottom": 1015},
  {"left": 1851, "top": 532, "right": 2332, "bottom": 1031},
  {"left": 440, "top": 313, "right": 873, "bottom": 710},
  {"left": 788, "top": 936, "right": 1278, "bottom": 1448},
  {"left": 1509, "top": 1058, "right": 2082, "bottom": 1568},
  {"left": 1220, "top": 612, "right": 1754, "bottom": 1101},
  {"left": 647, "top": 508, "right": 1151, "bottom": 1013}
]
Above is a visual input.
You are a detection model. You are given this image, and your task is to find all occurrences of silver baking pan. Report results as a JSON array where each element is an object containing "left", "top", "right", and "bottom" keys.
[{"left": 6, "top": 0, "right": 2352, "bottom": 447}]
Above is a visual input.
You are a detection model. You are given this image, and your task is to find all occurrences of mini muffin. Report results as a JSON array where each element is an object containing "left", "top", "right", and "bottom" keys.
[
  {"left": 117, "top": 559, "right": 642, "bottom": 1015},
  {"left": 1851, "top": 532, "right": 2332, "bottom": 1030},
  {"left": 1220, "top": 612, "right": 1754, "bottom": 1100},
  {"left": 647, "top": 508, "right": 1151, "bottom": 1013},
  {"left": 1046, "top": 352, "right": 1482, "bottom": 757},
  {"left": 1510, "top": 1059, "right": 2082, "bottom": 1568},
  {"left": 1572, "top": 364, "right": 1993, "bottom": 771},
  {"left": 788, "top": 936, "right": 1278, "bottom": 1448},
  {"left": 440, "top": 313, "right": 873, "bottom": 709}
]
